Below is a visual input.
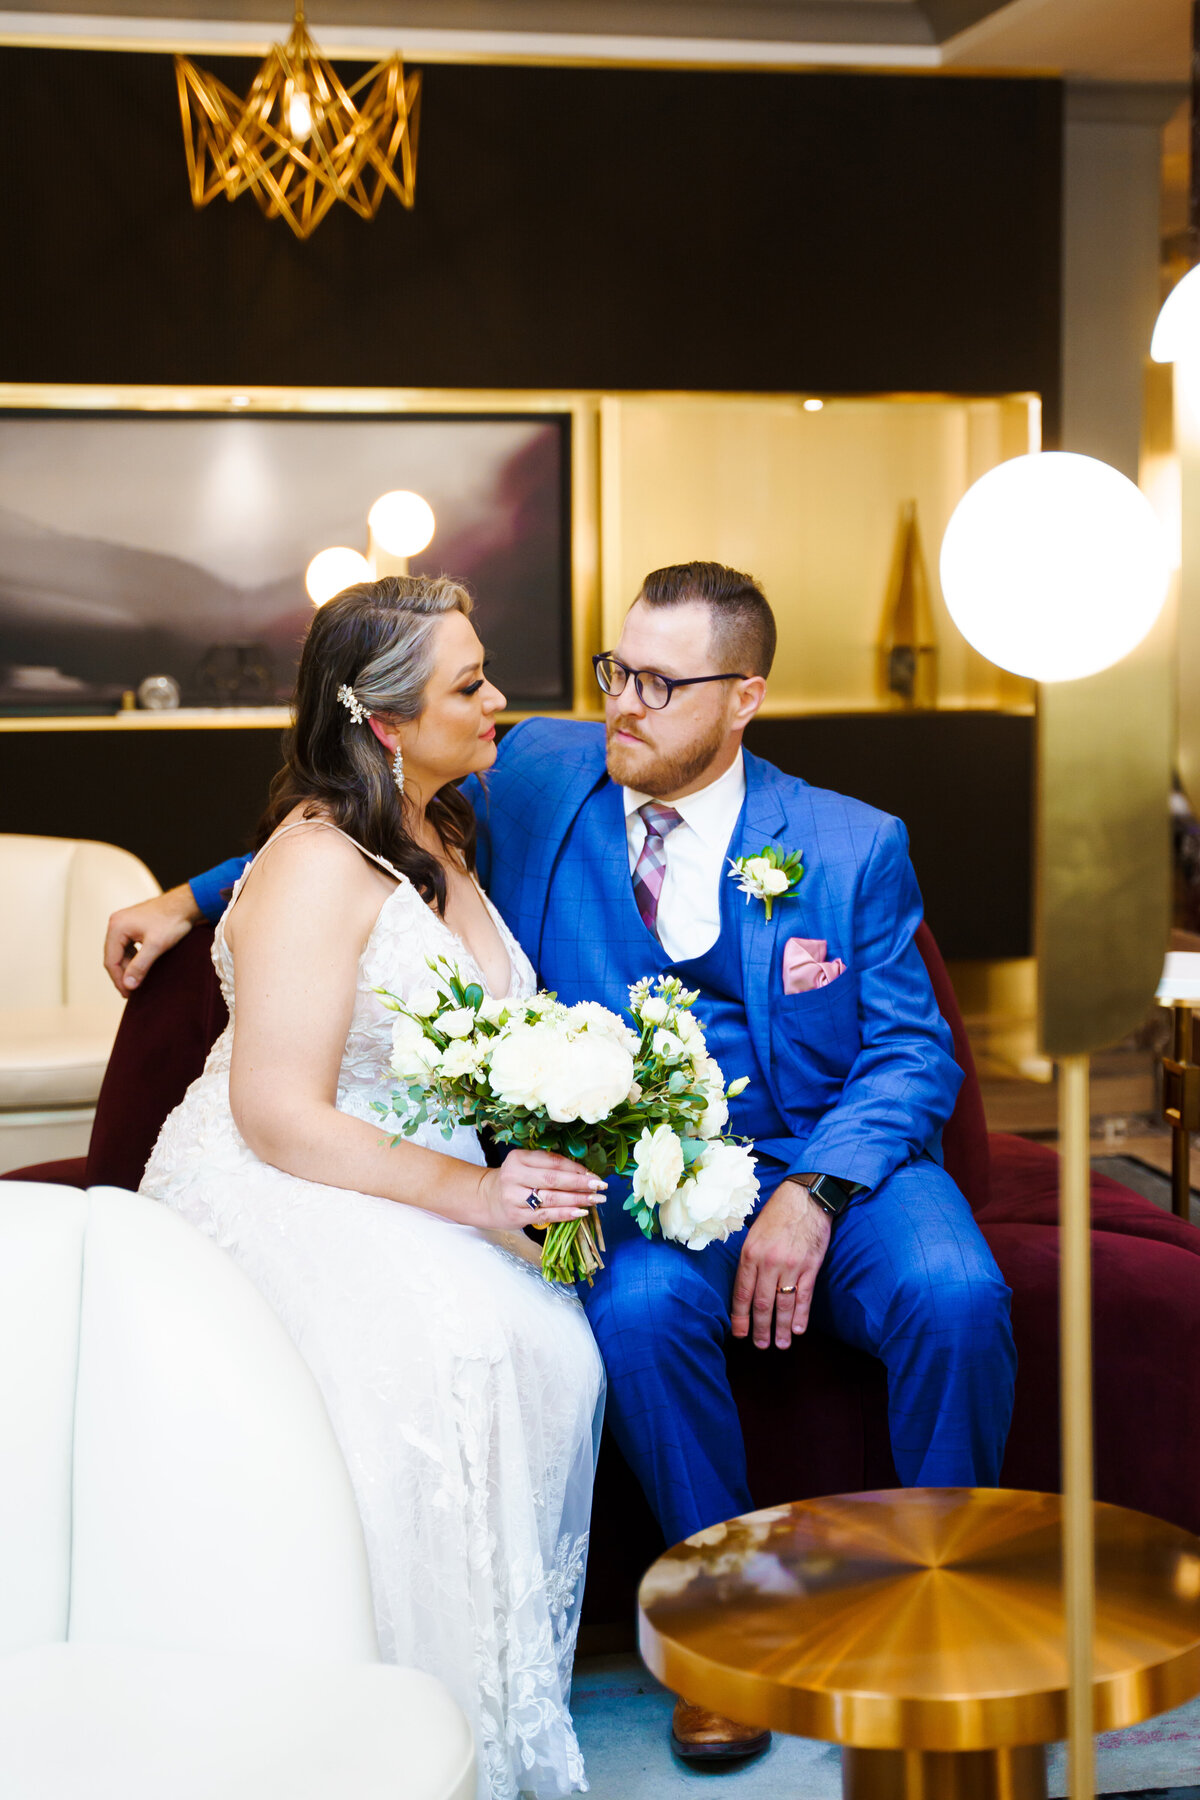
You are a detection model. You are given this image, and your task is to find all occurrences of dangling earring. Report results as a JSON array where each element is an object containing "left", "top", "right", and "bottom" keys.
[{"left": 392, "top": 742, "right": 405, "bottom": 796}]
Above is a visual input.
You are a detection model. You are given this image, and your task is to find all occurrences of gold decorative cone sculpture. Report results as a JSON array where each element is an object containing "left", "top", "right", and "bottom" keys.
[
  {"left": 878, "top": 499, "right": 938, "bottom": 708},
  {"left": 176, "top": 3, "right": 420, "bottom": 239}
]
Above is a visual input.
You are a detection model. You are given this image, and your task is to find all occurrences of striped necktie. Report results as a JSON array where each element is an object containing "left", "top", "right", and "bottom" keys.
[{"left": 632, "top": 801, "right": 684, "bottom": 939}]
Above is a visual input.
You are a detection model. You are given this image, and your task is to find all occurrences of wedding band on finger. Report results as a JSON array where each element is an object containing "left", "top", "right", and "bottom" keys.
[
  {"left": 778, "top": 1284, "right": 797, "bottom": 1295},
  {"left": 525, "top": 1191, "right": 543, "bottom": 1210}
]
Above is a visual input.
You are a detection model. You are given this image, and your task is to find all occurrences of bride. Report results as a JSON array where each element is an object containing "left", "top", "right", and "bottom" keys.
[{"left": 140, "top": 575, "right": 606, "bottom": 1800}]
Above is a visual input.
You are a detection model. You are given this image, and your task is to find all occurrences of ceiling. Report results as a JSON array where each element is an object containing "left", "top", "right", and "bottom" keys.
[{"left": 0, "top": 0, "right": 1189, "bottom": 79}]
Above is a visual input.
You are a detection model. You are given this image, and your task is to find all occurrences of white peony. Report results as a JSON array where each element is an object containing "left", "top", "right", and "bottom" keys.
[
  {"left": 408, "top": 987, "right": 442, "bottom": 1019},
  {"left": 694, "top": 1054, "right": 729, "bottom": 1138},
  {"left": 487, "top": 1022, "right": 565, "bottom": 1110},
  {"left": 539, "top": 1033, "right": 636, "bottom": 1124},
  {"left": 437, "top": 1037, "right": 487, "bottom": 1081},
  {"left": 390, "top": 1014, "right": 441, "bottom": 1087},
  {"left": 742, "top": 856, "right": 789, "bottom": 897},
  {"left": 631, "top": 1123, "right": 685, "bottom": 1208},
  {"left": 487, "top": 1022, "right": 633, "bottom": 1123},
  {"left": 438, "top": 1006, "right": 478, "bottom": 1039},
  {"left": 639, "top": 996, "right": 670, "bottom": 1025},
  {"left": 652, "top": 1028, "right": 687, "bottom": 1064},
  {"left": 659, "top": 1141, "right": 759, "bottom": 1250}
]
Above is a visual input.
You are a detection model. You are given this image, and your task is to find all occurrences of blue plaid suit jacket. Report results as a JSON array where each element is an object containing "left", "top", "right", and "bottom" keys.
[{"left": 466, "top": 718, "right": 962, "bottom": 1196}]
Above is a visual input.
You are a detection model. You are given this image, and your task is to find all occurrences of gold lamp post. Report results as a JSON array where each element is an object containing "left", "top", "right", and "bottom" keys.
[
  {"left": 176, "top": 2, "right": 421, "bottom": 239},
  {"left": 940, "top": 450, "right": 1173, "bottom": 1800}
]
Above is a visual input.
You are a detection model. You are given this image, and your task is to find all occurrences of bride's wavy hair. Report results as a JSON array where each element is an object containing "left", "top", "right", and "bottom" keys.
[{"left": 257, "top": 574, "right": 478, "bottom": 912}]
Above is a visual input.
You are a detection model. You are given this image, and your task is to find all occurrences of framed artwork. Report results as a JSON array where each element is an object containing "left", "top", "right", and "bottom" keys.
[{"left": 0, "top": 408, "right": 573, "bottom": 713}]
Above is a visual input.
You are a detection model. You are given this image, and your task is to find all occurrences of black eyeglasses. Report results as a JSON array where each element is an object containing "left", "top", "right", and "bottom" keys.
[{"left": 592, "top": 653, "right": 748, "bottom": 711}]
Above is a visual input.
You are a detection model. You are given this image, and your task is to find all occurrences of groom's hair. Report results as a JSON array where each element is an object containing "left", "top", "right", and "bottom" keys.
[{"left": 635, "top": 562, "right": 776, "bottom": 678}]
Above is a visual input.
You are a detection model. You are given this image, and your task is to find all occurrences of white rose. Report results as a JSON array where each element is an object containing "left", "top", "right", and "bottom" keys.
[
  {"left": 659, "top": 1141, "right": 759, "bottom": 1250},
  {"left": 640, "top": 996, "right": 669, "bottom": 1025},
  {"left": 487, "top": 1021, "right": 566, "bottom": 1111},
  {"left": 408, "top": 987, "right": 441, "bottom": 1019},
  {"left": 477, "top": 995, "right": 510, "bottom": 1026},
  {"left": 539, "top": 1033, "right": 636, "bottom": 1124},
  {"left": 437, "top": 1037, "right": 487, "bottom": 1081},
  {"left": 676, "top": 1010, "right": 705, "bottom": 1051},
  {"left": 390, "top": 1014, "right": 441, "bottom": 1087},
  {"left": 743, "top": 855, "right": 789, "bottom": 897},
  {"left": 438, "top": 1006, "right": 478, "bottom": 1039},
  {"left": 631, "top": 1123, "right": 685, "bottom": 1208},
  {"left": 652, "top": 1028, "right": 687, "bottom": 1064},
  {"left": 695, "top": 1056, "right": 729, "bottom": 1138}
]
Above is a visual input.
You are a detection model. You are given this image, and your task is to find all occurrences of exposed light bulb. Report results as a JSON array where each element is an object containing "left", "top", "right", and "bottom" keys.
[
  {"left": 803, "top": 398, "right": 824, "bottom": 412},
  {"left": 368, "top": 490, "right": 436, "bottom": 557},
  {"left": 288, "top": 88, "right": 313, "bottom": 140},
  {"left": 939, "top": 452, "right": 1169, "bottom": 683},
  {"left": 305, "top": 546, "right": 372, "bottom": 606}
]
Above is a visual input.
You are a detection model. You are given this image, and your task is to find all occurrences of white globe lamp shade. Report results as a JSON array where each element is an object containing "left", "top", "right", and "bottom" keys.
[
  {"left": 305, "top": 546, "right": 372, "bottom": 607},
  {"left": 1151, "top": 263, "right": 1200, "bottom": 364},
  {"left": 368, "top": 490, "right": 436, "bottom": 558},
  {"left": 939, "top": 452, "right": 1170, "bottom": 683}
]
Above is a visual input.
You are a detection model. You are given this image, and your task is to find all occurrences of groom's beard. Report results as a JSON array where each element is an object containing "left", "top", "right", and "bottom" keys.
[{"left": 605, "top": 716, "right": 727, "bottom": 798}]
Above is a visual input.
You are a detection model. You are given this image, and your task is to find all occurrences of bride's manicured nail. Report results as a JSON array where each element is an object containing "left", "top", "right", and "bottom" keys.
[{"left": 589, "top": 1180, "right": 607, "bottom": 1191}]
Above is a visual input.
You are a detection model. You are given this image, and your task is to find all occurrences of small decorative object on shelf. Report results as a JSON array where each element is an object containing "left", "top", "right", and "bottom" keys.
[
  {"left": 137, "top": 674, "right": 181, "bottom": 711},
  {"left": 878, "top": 499, "right": 938, "bottom": 709}
]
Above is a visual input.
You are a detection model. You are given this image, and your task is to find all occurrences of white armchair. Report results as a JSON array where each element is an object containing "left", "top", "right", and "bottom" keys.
[
  {"left": 0, "top": 835, "right": 161, "bottom": 1172},
  {"left": 0, "top": 1182, "right": 476, "bottom": 1800}
]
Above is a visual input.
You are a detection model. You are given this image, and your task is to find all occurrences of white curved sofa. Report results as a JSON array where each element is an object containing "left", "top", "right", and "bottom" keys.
[
  {"left": 0, "top": 1182, "right": 476, "bottom": 1800},
  {"left": 0, "top": 836, "right": 161, "bottom": 1172}
]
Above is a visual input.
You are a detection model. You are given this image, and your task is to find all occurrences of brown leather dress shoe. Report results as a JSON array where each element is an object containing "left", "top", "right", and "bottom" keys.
[{"left": 670, "top": 1697, "right": 771, "bottom": 1763}]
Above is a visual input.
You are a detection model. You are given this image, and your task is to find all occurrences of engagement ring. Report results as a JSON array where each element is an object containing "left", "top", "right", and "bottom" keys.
[{"left": 526, "top": 1191, "right": 543, "bottom": 1210}]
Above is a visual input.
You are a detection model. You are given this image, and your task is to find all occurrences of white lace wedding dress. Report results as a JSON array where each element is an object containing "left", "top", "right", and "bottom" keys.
[{"left": 140, "top": 825, "right": 605, "bottom": 1800}]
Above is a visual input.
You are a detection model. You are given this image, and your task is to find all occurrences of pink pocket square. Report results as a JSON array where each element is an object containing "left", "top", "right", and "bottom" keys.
[{"left": 782, "top": 937, "right": 847, "bottom": 994}]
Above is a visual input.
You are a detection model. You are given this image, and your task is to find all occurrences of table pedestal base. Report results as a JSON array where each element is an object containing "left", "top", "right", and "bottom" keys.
[{"left": 843, "top": 1745, "right": 1048, "bottom": 1800}]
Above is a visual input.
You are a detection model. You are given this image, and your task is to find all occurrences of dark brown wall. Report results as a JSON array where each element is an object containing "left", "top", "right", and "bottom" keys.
[{"left": 3, "top": 52, "right": 1062, "bottom": 423}]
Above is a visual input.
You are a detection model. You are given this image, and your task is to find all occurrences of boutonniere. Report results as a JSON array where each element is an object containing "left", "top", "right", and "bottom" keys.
[{"left": 727, "top": 845, "right": 805, "bottom": 922}]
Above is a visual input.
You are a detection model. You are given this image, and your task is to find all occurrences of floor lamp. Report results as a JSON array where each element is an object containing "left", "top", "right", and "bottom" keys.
[{"left": 941, "top": 451, "right": 1172, "bottom": 1800}]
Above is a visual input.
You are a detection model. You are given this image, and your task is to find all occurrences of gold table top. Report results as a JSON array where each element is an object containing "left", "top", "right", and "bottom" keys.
[{"left": 637, "top": 1489, "right": 1200, "bottom": 1751}]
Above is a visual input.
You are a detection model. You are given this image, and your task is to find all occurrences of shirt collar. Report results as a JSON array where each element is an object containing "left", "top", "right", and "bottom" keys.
[{"left": 622, "top": 749, "right": 747, "bottom": 851}]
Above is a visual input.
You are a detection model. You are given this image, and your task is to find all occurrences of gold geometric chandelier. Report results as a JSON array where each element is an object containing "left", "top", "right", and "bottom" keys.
[{"left": 176, "top": 2, "right": 420, "bottom": 240}]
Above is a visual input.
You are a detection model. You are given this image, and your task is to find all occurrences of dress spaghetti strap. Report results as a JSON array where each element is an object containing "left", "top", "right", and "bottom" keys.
[{"left": 224, "top": 818, "right": 405, "bottom": 926}]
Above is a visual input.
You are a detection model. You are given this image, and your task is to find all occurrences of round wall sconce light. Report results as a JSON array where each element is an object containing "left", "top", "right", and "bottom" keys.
[
  {"left": 939, "top": 452, "right": 1170, "bottom": 682},
  {"left": 368, "top": 489, "right": 436, "bottom": 558},
  {"left": 305, "top": 545, "right": 373, "bottom": 606}
]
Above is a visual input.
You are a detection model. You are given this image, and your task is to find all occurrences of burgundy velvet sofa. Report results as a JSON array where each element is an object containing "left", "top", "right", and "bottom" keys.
[{"left": 9, "top": 922, "right": 1200, "bottom": 1633}]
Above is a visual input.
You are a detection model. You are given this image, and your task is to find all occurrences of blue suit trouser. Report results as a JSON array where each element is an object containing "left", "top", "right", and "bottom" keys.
[{"left": 581, "top": 1159, "right": 1017, "bottom": 1547}]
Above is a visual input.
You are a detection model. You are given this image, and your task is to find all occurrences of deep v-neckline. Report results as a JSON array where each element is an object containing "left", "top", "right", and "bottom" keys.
[{"left": 358, "top": 866, "right": 514, "bottom": 1004}]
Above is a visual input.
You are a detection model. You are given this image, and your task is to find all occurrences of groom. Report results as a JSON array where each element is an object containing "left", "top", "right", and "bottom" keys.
[{"left": 106, "top": 561, "right": 1016, "bottom": 1765}]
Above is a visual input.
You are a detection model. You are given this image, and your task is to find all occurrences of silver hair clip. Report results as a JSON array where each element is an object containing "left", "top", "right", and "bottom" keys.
[{"left": 337, "top": 683, "right": 370, "bottom": 726}]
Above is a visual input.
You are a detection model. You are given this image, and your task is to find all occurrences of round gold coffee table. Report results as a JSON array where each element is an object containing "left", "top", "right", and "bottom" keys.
[{"left": 638, "top": 1489, "right": 1200, "bottom": 1800}]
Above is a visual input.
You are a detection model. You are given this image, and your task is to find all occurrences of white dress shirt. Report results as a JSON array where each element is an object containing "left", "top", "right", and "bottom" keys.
[{"left": 623, "top": 750, "right": 747, "bottom": 963}]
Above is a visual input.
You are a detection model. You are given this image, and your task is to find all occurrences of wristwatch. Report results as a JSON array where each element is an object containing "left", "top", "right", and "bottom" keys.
[{"left": 795, "top": 1172, "right": 858, "bottom": 1220}]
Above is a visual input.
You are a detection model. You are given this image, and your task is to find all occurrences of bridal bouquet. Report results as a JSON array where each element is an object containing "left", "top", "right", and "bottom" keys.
[{"left": 377, "top": 962, "right": 759, "bottom": 1285}]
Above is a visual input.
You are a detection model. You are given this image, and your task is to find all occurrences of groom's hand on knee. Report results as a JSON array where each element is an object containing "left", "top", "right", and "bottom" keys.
[{"left": 730, "top": 1181, "right": 832, "bottom": 1350}]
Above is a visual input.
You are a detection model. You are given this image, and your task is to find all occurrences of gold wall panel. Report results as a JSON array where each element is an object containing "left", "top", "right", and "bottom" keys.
[
  {"left": 598, "top": 392, "right": 1036, "bottom": 714},
  {"left": 1037, "top": 601, "right": 1174, "bottom": 1057}
]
